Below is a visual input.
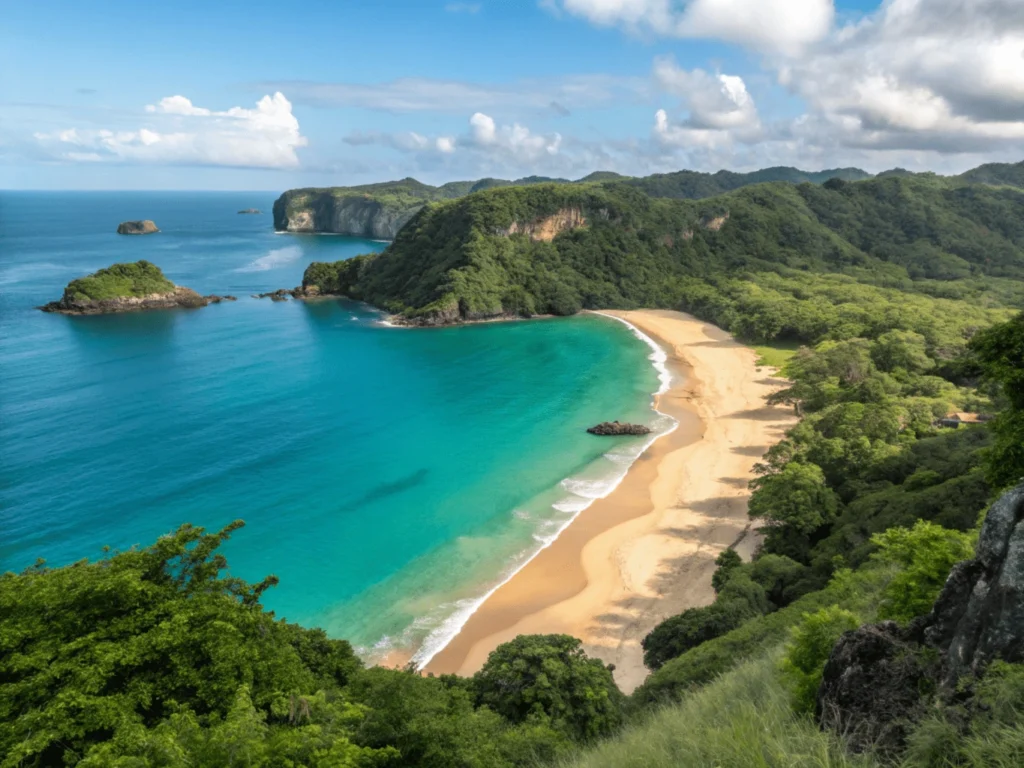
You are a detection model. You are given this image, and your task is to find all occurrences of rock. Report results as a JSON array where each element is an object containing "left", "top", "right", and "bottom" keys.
[
  {"left": 205, "top": 295, "right": 238, "bottom": 303},
  {"left": 40, "top": 286, "right": 208, "bottom": 315},
  {"left": 237, "top": 208, "right": 262, "bottom": 214},
  {"left": 254, "top": 286, "right": 320, "bottom": 301},
  {"left": 816, "top": 622, "right": 932, "bottom": 754},
  {"left": 925, "top": 482, "right": 1024, "bottom": 685},
  {"left": 587, "top": 421, "right": 652, "bottom": 436},
  {"left": 817, "top": 482, "right": 1024, "bottom": 752},
  {"left": 116, "top": 220, "right": 159, "bottom": 235}
]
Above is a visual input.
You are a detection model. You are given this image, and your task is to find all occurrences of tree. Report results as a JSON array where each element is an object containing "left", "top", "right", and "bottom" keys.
[
  {"left": 473, "top": 635, "right": 623, "bottom": 742},
  {"left": 871, "top": 520, "right": 976, "bottom": 622},
  {"left": 970, "top": 312, "right": 1024, "bottom": 488},
  {"left": 780, "top": 606, "right": 860, "bottom": 714},
  {"left": 749, "top": 462, "right": 839, "bottom": 536},
  {"left": 711, "top": 548, "right": 743, "bottom": 593}
]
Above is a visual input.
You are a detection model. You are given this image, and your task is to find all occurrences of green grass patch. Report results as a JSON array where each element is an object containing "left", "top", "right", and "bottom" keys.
[
  {"left": 753, "top": 341, "right": 802, "bottom": 369},
  {"left": 562, "top": 648, "right": 878, "bottom": 768},
  {"left": 65, "top": 260, "right": 174, "bottom": 302}
]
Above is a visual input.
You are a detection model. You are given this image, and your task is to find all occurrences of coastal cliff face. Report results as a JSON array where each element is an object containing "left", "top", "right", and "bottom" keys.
[{"left": 273, "top": 192, "right": 421, "bottom": 239}]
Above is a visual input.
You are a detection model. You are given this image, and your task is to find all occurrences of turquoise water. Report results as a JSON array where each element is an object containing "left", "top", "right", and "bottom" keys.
[{"left": 0, "top": 192, "right": 669, "bottom": 663}]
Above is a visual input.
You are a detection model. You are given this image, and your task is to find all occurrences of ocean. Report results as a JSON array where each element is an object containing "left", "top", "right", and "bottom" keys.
[{"left": 0, "top": 191, "right": 671, "bottom": 665}]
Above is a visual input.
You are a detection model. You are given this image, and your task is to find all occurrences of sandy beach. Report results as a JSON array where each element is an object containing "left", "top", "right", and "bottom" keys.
[{"left": 425, "top": 309, "right": 798, "bottom": 692}]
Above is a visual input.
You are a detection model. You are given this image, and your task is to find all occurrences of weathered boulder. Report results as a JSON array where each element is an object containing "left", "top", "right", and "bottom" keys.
[
  {"left": 816, "top": 622, "right": 932, "bottom": 754},
  {"left": 116, "top": 220, "right": 159, "bottom": 235},
  {"left": 587, "top": 421, "right": 652, "bottom": 436}
]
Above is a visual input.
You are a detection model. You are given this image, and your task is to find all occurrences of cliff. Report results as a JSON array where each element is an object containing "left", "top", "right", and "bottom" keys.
[{"left": 38, "top": 260, "right": 225, "bottom": 315}]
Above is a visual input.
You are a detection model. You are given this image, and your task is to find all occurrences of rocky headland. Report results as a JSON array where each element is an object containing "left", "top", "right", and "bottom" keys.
[
  {"left": 116, "top": 220, "right": 159, "bottom": 235},
  {"left": 38, "top": 260, "right": 232, "bottom": 315},
  {"left": 587, "top": 421, "right": 652, "bottom": 436}
]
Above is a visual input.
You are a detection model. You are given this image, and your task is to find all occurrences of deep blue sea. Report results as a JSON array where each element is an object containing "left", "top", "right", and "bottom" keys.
[{"left": 0, "top": 191, "right": 669, "bottom": 664}]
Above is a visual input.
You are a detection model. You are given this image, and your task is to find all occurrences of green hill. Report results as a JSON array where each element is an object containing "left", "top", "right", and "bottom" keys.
[
  {"left": 617, "top": 166, "right": 870, "bottom": 199},
  {"left": 301, "top": 174, "right": 1024, "bottom": 328},
  {"left": 956, "top": 160, "right": 1024, "bottom": 189}
]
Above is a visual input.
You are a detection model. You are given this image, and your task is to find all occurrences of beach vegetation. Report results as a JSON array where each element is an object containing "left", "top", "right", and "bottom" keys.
[
  {"left": 473, "top": 634, "right": 624, "bottom": 742},
  {"left": 64, "top": 260, "right": 175, "bottom": 302}
]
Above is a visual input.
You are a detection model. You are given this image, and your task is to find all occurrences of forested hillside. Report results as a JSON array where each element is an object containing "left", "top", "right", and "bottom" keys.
[{"left": 301, "top": 173, "right": 1024, "bottom": 330}]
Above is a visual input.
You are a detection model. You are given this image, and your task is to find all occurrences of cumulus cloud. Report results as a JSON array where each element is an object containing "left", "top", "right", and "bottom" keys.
[
  {"left": 34, "top": 92, "right": 307, "bottom": 168},
  {"left": 345, "top": 112, "right": 562, "bottom": 162},
  {"left": 552, "top": 0, "right": 834, "bottom": 52},
  {"left": 775, "top": 0, "right": 1024, "bottom": 155}
]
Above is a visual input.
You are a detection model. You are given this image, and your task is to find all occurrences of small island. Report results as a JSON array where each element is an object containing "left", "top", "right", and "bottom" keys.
[
  {"left": 116, "top": 220, "right": 160, "bottom": 235},
  {"left": 587, "top": 421, "right": 652, "bottom": 436},
  {"left": 38, "top": 260, "right": 233, "bottom": 315},
  {"left": 237, "top": 208, "right": 262, "bottom": 215}
]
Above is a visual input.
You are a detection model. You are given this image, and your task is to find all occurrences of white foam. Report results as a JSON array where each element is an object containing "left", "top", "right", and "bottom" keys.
[
  {"left": 235, "top": 244, "right": 302, "bottom": 273},
  {"left": 410, "top": 313, "right": 681, "bottom": 670}
]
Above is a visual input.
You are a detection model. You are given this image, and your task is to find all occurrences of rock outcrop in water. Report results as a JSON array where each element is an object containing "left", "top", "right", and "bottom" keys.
[
  {"left": 253, "top": 286, "right": 321, "bottom": 301},
  {"left": 587, "top": 421, "right": 652, "bottom": 436},
  {"left": 817, "top": 482, "right": 1024, "bottom": 753},
  {"left": 116, "top": 220, "right": 159, "bottom": 235},
  {"left": 237, "top": 209, "right": 262, "bottom": 215}
]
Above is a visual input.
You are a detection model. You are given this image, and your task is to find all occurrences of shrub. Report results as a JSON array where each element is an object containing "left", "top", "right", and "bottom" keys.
[{"left": 780, "top": 606, "right": 860, "bottom": 714}]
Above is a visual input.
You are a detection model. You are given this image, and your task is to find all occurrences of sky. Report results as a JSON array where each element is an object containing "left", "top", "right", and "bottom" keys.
[{"left": 2, "top": 0, "right": 1022, "bottom": 190}]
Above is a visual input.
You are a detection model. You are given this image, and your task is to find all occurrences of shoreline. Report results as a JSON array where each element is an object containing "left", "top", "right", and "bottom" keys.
[{"left": 423, "top": 309, "right": 798, "bottom": 691}]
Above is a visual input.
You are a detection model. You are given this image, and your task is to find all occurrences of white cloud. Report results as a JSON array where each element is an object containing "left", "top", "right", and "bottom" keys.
[
  {"left": 775, "top": 0, "right": 1024, "bottom": 155},
  {"left": 553, "top": 0, "right": 834, "bottom": 52},
  {"left": 346, "top": 112, "right": 562, "bottom": 162},
  {"left": 35, "top": 92, "right": 307, "bottom": 168}
]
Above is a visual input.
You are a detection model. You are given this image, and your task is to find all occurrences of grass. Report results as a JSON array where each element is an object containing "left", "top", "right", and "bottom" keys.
[
  {"left": 753, "top": 341, "right": 803, "bottom": 369},
  {"left": 65, "top": 260, "right": 174, "bottom": 302},
  {"left": 561, "top": 649, "right": 878, "bottom": 768}
]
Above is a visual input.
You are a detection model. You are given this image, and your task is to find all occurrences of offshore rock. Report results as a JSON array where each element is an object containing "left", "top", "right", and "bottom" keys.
[
  {"left": 237, "top": 208, "right": 262, "bottom": 214},
  {"left": 587, "top": 421, "right": 652, "bottom": 436},
  {"left": 254, "top": 286, "right": 320, "bottom": 301},
  {"left": 116, "top": 220, "right": 159, "bottom": 235},
  {"left": 39, "top": 286, "right": 209, "bottom": 315}
]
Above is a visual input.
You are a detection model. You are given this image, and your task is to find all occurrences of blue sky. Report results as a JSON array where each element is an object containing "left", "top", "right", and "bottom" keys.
[{"left": 2, "top": 0, "right": 1021, "bottom": 189}]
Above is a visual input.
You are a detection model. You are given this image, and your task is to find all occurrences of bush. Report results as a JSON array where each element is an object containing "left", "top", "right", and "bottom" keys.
[
  {"left": 871, "top": 521, "right": 976, "bottom": 623},
  {"left": 780, "top": 606, "right": 860, "bottom": 714},
  {"left": 64, "top": 260, "right": 175, "bottom": 301},
  {"left": 473, "top": 635, "right": 623, "bottom": 742}
]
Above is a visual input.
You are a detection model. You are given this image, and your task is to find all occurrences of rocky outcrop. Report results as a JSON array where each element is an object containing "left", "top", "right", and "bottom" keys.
[
  {"left": 504, "top": 208, "right": 586, "bottom": 242},
  {"left": 273, "top": 194, "right": 419, "bottom": 239},
  {"left": 587, "top": 421, "right": 652, "bottom": 436},
  {"left": 237, "top": 209, "right": 262, "bottom": 214},
  {"left": 817, "top": 482, "right": 1024, "bottom": 753},
  {"left": 253, "top": 286, "right": 321, "bottom": 302},
  {"left": 117, "top": 220, "right": 159, "bottom": 235},
  {"left": 205, "top": 295, "right": 237, "bottom": 303},
  {"left": 40, "top": 286, "right": 210, "bottom": 315},
  {"left": 816, "top": 623, "right": 933, "bottom": 753}
]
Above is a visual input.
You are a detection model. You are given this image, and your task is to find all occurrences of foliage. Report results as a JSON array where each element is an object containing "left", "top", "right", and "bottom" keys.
[
  {"left": 64, "top": 260, "right": 175, "bottom": 302},
  {"left": 618, "top": 166, "right": 870, "bottom": 200},
  {"left": 871, "top": 521, "right": 976, "bottom": 623},
  {"left": 641, "top": 575, "right": 768, "bottom": 670},
  {"left": 969, "top": 312, "right": 1024, "bottom": 488},
  {"left": 632, "top": 566, "right": 894, "bottom": 706},
  {"left": 563, "top": 649, "right": 877, "bottom": 768},
  {"left": 0, "top": 524, "right": 578, "bottom": 768},
  {"left": 472, "top": 635, "right": 623, "bottom": 743},
  {"left": 780, "top": 606, "right": 860, "bottom": 714},
  {"left": 901, "top": 661, "right": 1024, "bottom": 768},
  {"left": 710, "top": 548, "right": 742, "bottom": 593}
]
